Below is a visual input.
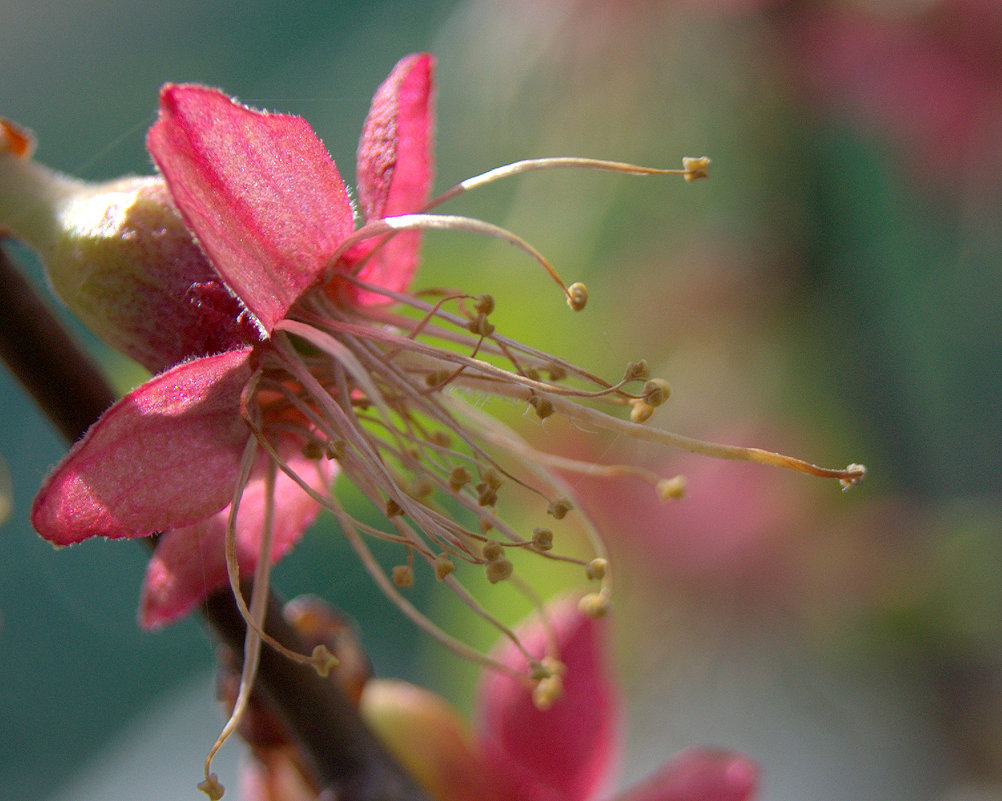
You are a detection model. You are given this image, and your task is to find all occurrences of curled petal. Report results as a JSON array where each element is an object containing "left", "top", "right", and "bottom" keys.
[
  {"left": 139, "top": 444, "right": 334, "bottom": 628},
  {"left": 613, "top": 748, "right": 759, "bottom": 801},
  {"left": 148, "top": 85, "right": 354, "bottom": 332},
  {"left": 477, "top": 597, "right": 619, "bottom": 801},
  {"left": 339, "top": 53, "right": 435, "bottom": 304},
  {"left": 31, "top": 349, "right": 254, "bottom": 545}
]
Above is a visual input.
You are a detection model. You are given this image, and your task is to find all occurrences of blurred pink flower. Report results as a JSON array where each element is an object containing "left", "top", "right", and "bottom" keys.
[{"left": 361, "top": 597, "right": 759, "bottom": 801}]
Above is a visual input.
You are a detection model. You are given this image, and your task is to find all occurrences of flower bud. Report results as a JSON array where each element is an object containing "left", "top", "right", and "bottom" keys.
[{"left": 1, "top": 119, "right": 257, "bottom": 373}]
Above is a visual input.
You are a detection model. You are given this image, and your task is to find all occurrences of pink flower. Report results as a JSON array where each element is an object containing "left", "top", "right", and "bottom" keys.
[
  {"left": 361, "top": 597, "right": 758, "bottom": 801},
  {"left": 30, "top": 54, "right": 435, "bottom": 627}
]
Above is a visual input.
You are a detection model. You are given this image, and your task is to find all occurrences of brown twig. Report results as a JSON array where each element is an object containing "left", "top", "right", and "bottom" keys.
[{"left": 0, "top": 242, "right": 433, "bottom": 801}]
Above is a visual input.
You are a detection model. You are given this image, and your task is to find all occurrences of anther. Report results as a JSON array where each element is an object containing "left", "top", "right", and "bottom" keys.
[
  {"left": 529, "top": 394, "right": 555, "bottom": 420},
  {"left": 566, "top": 282, "right": 588, "bottom": 311},
  {"left": 642, "top": 378, "right": 671, "bottom": 406},
  {"left": 547, "top": 363, "right": 567, "bottom": 381},
  {"left": 482, "top": 540, "right": 504, "bottom": 562},
  {"left": 425, "top": 369, "right": 454, "bottom": 387},
  {"left": 449, "top": 466, "right": 471, "bottom": 492},
  {"left": 624, "top": 360, "right": 649, "bottom": 382},
  {"left": 579, "top": 591, "right": 611, "bottom": 617},
  {"left": 311, "top": 644, "right": 339, "bottom": 678},
  {"left": 485, "top": 558, "right": 513, "bottom": 584},
  {"left": 326, "top": 439, "right": 347, "bottom": 460},
  {"left": 475, "top": 294, "right": 495, "bottom": 315},
  {"left": 302, "top": 441, "right": 324, "bottom": 460},
  {"left": 586, "top": 558, "right": 607, "bottom": 581},
  {"left": 434, "top": 553, "right": 455, "bottom": 580},
  {"left": 198, "top": 775, "right": 225, "bottom": 801},
  {"left": 467, "top": 313, "right": 495, "bottom": 337},
  {"left": 547, "top": 497, "right": 573, "bottom": 519},
  {"left": 682, "top": 155, "right": 711, "bottom": 181},
  {"left": 392, "top": 565, "right": 415, "bottom": 587},
  {"left": 532, "top": 527, "right": 554, "bottom": 551},
  {"left": 840, "top": 463, "right": 867, "bottom": 491},
  {"left": 385, "top": 498, "right": 405, "bottom": 517},
  {"left": 529, "top": 660, "right": 552, "bottom": 681},
  {"left": 656, "top": 475, "right": 687, "bottom": 500},
  {"left": 629, "top": 400, "right": 654, "bottom": 424}
]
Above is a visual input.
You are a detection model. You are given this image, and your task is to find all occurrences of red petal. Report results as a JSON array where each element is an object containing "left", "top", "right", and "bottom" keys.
[
  {"left": 477, "top": 597, "right": 619, "bottom": 801},
  {"left": 612, "top": 748, "right": 759, "bottom": 801},
  {"left": 340, "top": 53, "right": 435, "bottom": 305},
  {"left": 147, "top": 85, "right": 355, "bottom": 332},
  {"left": 139, "top": 443, "right": 333, "bottom": 628},
  {"left": 31, "top": 349, "right": 254, "bottom": 544}
]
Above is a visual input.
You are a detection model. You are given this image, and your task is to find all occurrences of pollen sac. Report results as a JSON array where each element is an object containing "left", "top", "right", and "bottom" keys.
[
  {"left": 566, "top": 282, "right": 588, "bottom": 311},
  {"left": 485, "top": 558, "right": 513, "bottom": 584},
  {"left": 467, "top": 312, "right": 495, "bottom": 337},
  {"left": 579, "top": 591, "right": 610, "bottom": 618},
  {"left": 585, "top": 558, "right": 607, "bottom": 581},
  {"left": 385, "top": 497, "right": 405, "bottom": 517},
  {"left": 629, "top": 400, "right": 654, "bottom": 424},
  {"left": 656, "top": 474, "right": 687, "bottom": 500},
  {"left": 481, "top": 540, "right": 504, "bottom": 562},
  {"left": 392, "top": 565, "right": 415, "bottom": 587},
  {"left": 529, "top": 394, "right": 554, "bottom": 420},
  {"left": 531, "top": 527, "right": 554, "bottom": 551},
  {"left": 682, "top": 155, "right": 711, "bottom": 181},
  {"left": 546, "top": 363, "right": 567, "bottom": 382},
  {"left": 547, "top": 497, "right": 573, "bottom": 520},
  {"left": 642, "top": 378, "right": 671, "bottom": 406},
  {"left": 624, "top": 359, "right": 649, "bottom": 382},
  {"left": 434, "top": 553, "right": 455, "bottom": 580},
  {"left": 448, "top": 466, "right": 471, "bottom": 492},
  {"left": 474, "top": 293, "right": 495, "bottom": 315}
]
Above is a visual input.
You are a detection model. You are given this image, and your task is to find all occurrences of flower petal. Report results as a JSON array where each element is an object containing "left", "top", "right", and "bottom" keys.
[
  {"left": 612, "top": 748, "right": 759, "bottom": 801},
  {"left": 147, "top": 85, "right": 355, "bottom": 332},
  {"left": 139, "top": 442, "right": 334, "bottom": 628},
  {"left": 477, "top": 597, "right": 619, "bottom": 801},
  {"left": 31, "top": 348, "right": 254, "bottom": 544},
  {"left": 339, "top": 53, "right": 435, "bottom": 305}
]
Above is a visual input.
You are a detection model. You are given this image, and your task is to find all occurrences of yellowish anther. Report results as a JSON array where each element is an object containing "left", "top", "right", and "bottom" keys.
[
  {"left": 547, "top": 363, "right": 567, "bottom": 381},
  {"left": 392, "top": 565, "right": 415, "bottom": 587},
  {"left": 410, "top": 477, "right": 435, "bottom": 500},
  {"left": 579, "top": 591, "right": 611, "bottom": 618},
  {"left": 643, "top": 378, "right": 671, "bottom": 406},
  {"left": 547, "top": 497, "right": 573, "bottom": 519},
  {"left": 425, "top": 369, "right": 454, "bottom": 387},
  {"left": 629, "top": 400, "right": 654, "bottom": 424},
  {"left": 485, "top": 558, "right": 513, "bottom": 584},
  {"left": 532, "top": 658, "right": 567, "bottom": 710},
  {"left": 311, "top": 644, "right": 339, "bottom": 678},
  {"left": 656, "top": 474, "right": 687, "bottom": 500},
  {"left": 682, "top": 155, "right": 711, "bottom": 181},
  {"left": 475, "top": 293, "right": 495, "bottom": 315},
  {"left": 585, "top": 558, "right": 607, "bottom": 581},
  {"left": 840, "top": 463, "right": 867, "bottom": 491},
  {"left": 566, "top": 282, "right": 588, "bottom": 311},
  {"left": 482, "top": 540, "right": 504, "bottom": 562},
  {"left": 524, "top": 366, "right": 541, "bottom": 381},
  {"left": 198, "top": 775, "right": 225, "bottom": 801},
  {"left": 434, "top": 553, "right": 455, "bottom": 580},
  {"left": 625, "top": 360, "right": 649, "bottom": 382},
  {"left": 385, "top": 498, "right": 404, "bottom": 517},
  {"left": 532, "top": 527, "right": 554, "bottom": 551},
  {"left": 529, "top": 394, "right": 555, "bottom": 420},
  {"left": 326, "top": 439, "right": 347, "bottom": 460},
  {"left": 448, "top": 466, "right": 471, "bottom": 492}
]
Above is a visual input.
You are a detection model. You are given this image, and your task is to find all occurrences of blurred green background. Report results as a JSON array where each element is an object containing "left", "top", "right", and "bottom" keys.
[{"left": 2, "top": 1, "right": 1001, "bottom": 799}]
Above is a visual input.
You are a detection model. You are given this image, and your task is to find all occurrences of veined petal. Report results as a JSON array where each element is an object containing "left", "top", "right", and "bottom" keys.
[
  {"left": 139, "top": 443, "right": 334, "bottom": 628},
  {"left": 148, "top": 85, "right": 355, "bottom": 332},
  {"left": 611, "top": 748, "right": 758, "bottom": 801},
  {"left": 477, "top": 597, "right": 619, "bottom": 801},
  {"left": 31, "top": 348, "right": 254, "bottom": 545},
  {"left": 340, "top": 53, "right": 434, "bottom": 305}
]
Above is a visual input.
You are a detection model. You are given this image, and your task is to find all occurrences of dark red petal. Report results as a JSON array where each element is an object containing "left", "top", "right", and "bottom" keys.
[
  {"left": 477, "top": 597, "right": 619, "bottom": 801},
  {"left": 31, "top": 349, "right": 254, "bottom": 544},
  {"left": 612, "top": 748, "right": 759, "bottom": 801},
  {"left": 148, "top": 85, "right": 355, "bottom": 332},
  {"left": 341, "top": 53, "right": 435, "bottom": 305},
  {"left": 139, "top": 443, "right": 334, "bottom": 628}
]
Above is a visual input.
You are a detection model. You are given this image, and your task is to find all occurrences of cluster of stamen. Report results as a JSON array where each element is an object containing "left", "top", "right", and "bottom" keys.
[{"left": 201, "top": 155, "right": 866, "bottom": 797}]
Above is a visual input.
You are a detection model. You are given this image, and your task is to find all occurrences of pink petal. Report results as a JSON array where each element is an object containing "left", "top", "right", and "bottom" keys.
[
  {"left": 612, "top": 748, "right": 758, "bottom": 801},
  {"left": 139, "top": 442, "right": 334, "bottom": 628},
  {"left": 147, "top": 85, "right": 355, "bottom": 332},
  {"left": 31, "top": 348, "right": 254, "bottom": 545},
  {"left": 477, "top": 596, "right": 619, "bottom": 801},
  {"left": 338, "top": 53, "right": 435, "bottom": 305}
]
